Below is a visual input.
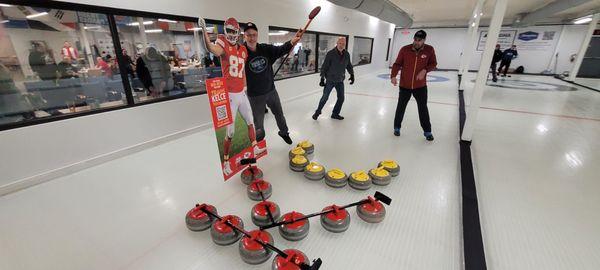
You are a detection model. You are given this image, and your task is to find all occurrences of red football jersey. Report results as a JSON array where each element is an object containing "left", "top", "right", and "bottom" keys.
[{"left": 216, "top": 35, "right": 247, "bottom": 93}]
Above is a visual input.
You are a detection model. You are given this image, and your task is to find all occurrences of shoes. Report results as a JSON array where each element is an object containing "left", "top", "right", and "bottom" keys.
[
  {"left": 424, "top": 132, "right": 434, "bottom": 141},
  {"left": 331, "top": 114, "right": 344, "bottom": 120},
  {"left": 394, "top": 128, "right": 400, "bottom": 136},
  {"left": 253, "top": 145, "right": 266, "bottom": 156},
  {"left": 492, "top": 78, "right": 498, "bottom": 82},
  {"left": 223, "top": 160, "right": 233, "bottom": 176},
  {"left": 278, "top": 132, "right": 292, "bottom": 145},
  {"left": 312, "top": 111, "right": 320, "bottom": 120}
]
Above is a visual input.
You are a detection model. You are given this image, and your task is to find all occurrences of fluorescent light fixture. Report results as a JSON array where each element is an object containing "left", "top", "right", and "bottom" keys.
[
  {"left": 84, "top": 26, "right": 101, "bottom": 30},
  {"left": 0, "top": 20, "right": 9, "bottom": 24},
  {"left": 26, "top": 12, "right": 48, "bottom": 19},
  {"left": 471, "top": 22, "right": 475, "bottom": 27},
  {"left": 145, "top": 29, "right": 163, "bottom": 33},
  {"left": 0, "top": 4, "right": 13, "bottom": 7},
  {"left": 268, "top": 30, "right": 289, "bottom": 36},
  {"left": 158, "top": 19, "right": 177, "bottom": 23},
  {"left": 128, "top": 21, "right": 154, "bottom": 26},
  {"left": 187, "top": 27, "right": 201, "bottom": 31},
  {"left": 574, "top": 16, "right": 592, "bottom": 24}
]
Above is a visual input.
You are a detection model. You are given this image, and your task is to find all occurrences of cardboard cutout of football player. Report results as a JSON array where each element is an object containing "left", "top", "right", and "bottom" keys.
[{"left": 199, "top": 17, "right": 266, "bottom": 176}]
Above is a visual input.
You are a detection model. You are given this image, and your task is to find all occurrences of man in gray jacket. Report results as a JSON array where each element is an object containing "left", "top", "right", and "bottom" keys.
[{"left": 312, "top": 37, "right": 354, "bottom": 120}]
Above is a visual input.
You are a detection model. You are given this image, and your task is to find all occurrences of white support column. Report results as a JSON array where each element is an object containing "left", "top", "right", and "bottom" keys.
[
  {"left": 461, "top": 0, "right": 508, "bottom": 142},
  {"left": 568, "top": 13, "right": 599, "bottom": 81},
  {"left": 137, "top": 17, "right": 149, "bottom": 50},
  {"left": 458, "top": 0, "right": 485, "bottom": 90},
  {"left": 78, "top": 23, "right": 95, "bottom": 66}
]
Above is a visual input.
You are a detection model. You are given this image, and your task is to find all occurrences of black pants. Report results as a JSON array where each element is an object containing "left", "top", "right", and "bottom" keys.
[
  {"left": 498, "top": 60, "right": 511, "bottom": 76},
  {"left": 490, "top": 62, "right": 498, "bottom": 80},
  {"left": 248, "top": 90, "right": 289, "bottom": 142},
  {"left": 394, "top": 86, "right": 431, "bottom": 133},
  {"left": 316, "top": 81, "right": 344, "bottom": 116}
]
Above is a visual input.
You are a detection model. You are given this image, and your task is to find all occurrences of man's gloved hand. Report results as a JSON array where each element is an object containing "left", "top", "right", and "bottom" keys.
[
  {"left": 319, "top": 77, "right": 325, "bottom": 87},
  {"left": 349, "top": 74, "right": 355, "bottom": 85}
]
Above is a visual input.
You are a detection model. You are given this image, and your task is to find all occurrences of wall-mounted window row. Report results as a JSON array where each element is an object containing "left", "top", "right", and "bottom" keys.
[
  {"left": 268, "top": 26, "right": 349, "bottom": 80},
  {"left": 352, "top": 36, "right": 374, "bottom": 66},
  {"left": 0, "top": 2, "right": 229, "bottom": 131}
]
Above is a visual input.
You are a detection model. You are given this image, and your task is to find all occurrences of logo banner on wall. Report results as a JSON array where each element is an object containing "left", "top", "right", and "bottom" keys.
[
  {"left": 514, "top": 30, "right": 557, "bottom": 51},
  {"left": 206, "top": 78, "right": 268, "bottom": 181},
  {"left": 477, "top": 30, "right": 517, "bottom": 51}
]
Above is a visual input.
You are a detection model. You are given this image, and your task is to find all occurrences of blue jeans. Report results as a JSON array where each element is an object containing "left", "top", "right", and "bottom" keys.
[{"left": 316, "top": 81, "right": 345, "bottom": 116}]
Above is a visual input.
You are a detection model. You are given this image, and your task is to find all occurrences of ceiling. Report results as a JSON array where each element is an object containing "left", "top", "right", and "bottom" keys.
[{"left": 389, "top": 0, "right": 600, "bottom": 27}]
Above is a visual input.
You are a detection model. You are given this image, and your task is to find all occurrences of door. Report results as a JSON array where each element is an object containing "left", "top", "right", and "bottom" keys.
[{"left": 577, "top": 36, "right": 600, "bottom": 78}]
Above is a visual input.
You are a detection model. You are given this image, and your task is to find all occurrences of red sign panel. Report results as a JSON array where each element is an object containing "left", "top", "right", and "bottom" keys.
[{"left": 206, "top": 78, "right": 233, "bottom": 129}]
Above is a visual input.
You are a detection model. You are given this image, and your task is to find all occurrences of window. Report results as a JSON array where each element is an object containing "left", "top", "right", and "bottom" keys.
[
  {"left": 0, "top": 5, "right": 126, "bottom": 125},
  {"left": 114, "top": 16, "right": 205, "bottom": 103},
  {"left": 268, "top": 27, "right": 316, "bottom": 80},
  {"left": 318, "top": 34, "right": 346, "bottom": 69},
  {"left": 352, "top": 36, "right": 373, "bottom": 66}
]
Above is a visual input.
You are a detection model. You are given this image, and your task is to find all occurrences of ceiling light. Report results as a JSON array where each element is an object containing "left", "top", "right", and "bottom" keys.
[
  {"left": 0, "top": 20, "right": 8, "bottom": 24},
  {"left": 26, "top": 12, "right": 48, "bottom": 19},
  {"left": 145, "top": 29, "right": 163, "bottom": 33},
  {"left": 158, "top": 19, "right": 177, "bottom": 23},
  {"left": 574, "top": 16, "right": 592, "bottom": 24},
  {"left": 0, "top": 4, "right": 13, "bottom": 7},
  {"left": 128, "top": 21, "right": 154, "bottom": 26}
]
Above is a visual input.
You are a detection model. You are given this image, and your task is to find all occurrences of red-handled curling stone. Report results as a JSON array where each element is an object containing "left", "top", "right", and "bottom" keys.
[
  {"left": 210, "top": 215, "right": 244, "bottom": 245},
  {"left": 356, "top": 196, "right": 386, "bottom": 223},
  {"left": 251, "top": 201, "right": 281, "bottom": 227},
  {"left": 238, "top": 229, "right": 274, "bottom": 265},
  {"left": 271, "top": 249, "right": 309, "bottom": 270},
  {"left": 320, "top": 205, "right": 350, "bottom": 233},
  {"left": 278, "top": 211, "right": 310, "bottom": 241},
  {"left": 241, "top": 165, "right": 263, "bottom": 185},
  {"left": 185, "top": 203, "right": 217, "bottom": 231},
  {"left": 247, "top": 179, "right": 272, "bottom": 201}
]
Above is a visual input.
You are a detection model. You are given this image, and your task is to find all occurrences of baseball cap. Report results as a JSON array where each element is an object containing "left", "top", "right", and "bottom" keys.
[
  {"left": 244, "top": 22, "right": 258, "bottom": 32},
  {"left": 414, "top": 30, "right": 427, "bottom": 40}
]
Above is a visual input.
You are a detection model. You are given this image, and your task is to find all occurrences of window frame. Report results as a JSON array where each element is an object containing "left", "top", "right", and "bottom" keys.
[
  {"left": 352, "top": 36, "right": 374, "bottom": 67},
  {"left": 0, "top": 0, "right": 208, "bottom": 131},
  {"left": 268, "top": 26, "right": 349, "bottom": 81}
]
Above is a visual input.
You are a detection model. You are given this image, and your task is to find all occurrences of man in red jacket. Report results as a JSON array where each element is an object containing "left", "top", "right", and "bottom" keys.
[{"left": 391, "top": 30, "right": 437, "bottom": 141}]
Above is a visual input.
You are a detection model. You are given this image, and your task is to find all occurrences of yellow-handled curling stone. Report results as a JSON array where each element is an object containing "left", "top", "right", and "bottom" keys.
[
  {"left": 238, "top": 229, "right": 274, "bottom": 265},
  {"left": 369, "top": 167, "right": 392, "bottom": 186},
  {"left": 324, "top": 169, "right": 348, "bottom": 188},
  {"left": 304, "top": 162, "right": 325, "bottom": 181},
  {"left": 185, "top": 203, "right": 218, "bottom": 231},
  {"left": 297, "top": 140, "right": 314, "bottom": 155},
  {"left": 378, "top": 160, "right": 400, "bottom": 177},
  {"left": 289, "top": 155, "right": 309, "bottom": 172},
  {"left": 348, "top": 170, "right": 372, "bottom": 190},
  {"left": 210, "top": 214, "right": 245, "bottom": 246},
  {"left": 288, "top": 146, "right": 306, "bottom": 160}
]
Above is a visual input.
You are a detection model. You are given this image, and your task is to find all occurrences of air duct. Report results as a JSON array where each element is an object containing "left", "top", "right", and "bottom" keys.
[
  {"left": 327, "top": 0, "right": 413, "bottom": 28},
  {"left": 513, "top": 0, "right": 593, "bottom": 27}
]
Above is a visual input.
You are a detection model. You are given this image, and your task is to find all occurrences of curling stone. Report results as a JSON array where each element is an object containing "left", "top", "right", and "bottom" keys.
[
  {"left": 278, "top": 211, "right": 310, "bottom": 241},
  {"left": 378, "top": 160, "right": 400, "bottom": 177},
  {"left": 324, "top": 168, "right": 348, "bottom": 188},
  {"left": 320, "top": 205, "right": 350, "bottom": 233},
  {"left": 289, "top": 155, "right": 309, "bottom": 172},
  {"left": 241, "top": 165, "right": 263, "bottom": 185},
  {"left": 369, "top": 167, "right": 392, "bottom": 186},
  {"left": 271, "top": 249, "right": 309, "bottom": 270},
  {"left": 348, "top": 170, "right": 372, "bottom": 190},
  {"left": 303, "top": 162, "right": 325, "bottom": 181},
  {"left": 185, "top": 203, "right": 217, "bottom": 231},
  {"left": 210, "top": 215, "right": 244, "bottom": 245},
  {"left": 247, "top": 179, "right": 272, "bottom": 201},
  {"left": 239, "top": 230, "right": 274, "bottom": 265},
  {"left": 288, "top": 147, "right": 306, "bottom": 160},
  {"left": 297, "top": 140, "right": 314, "bottom": 155},
  {"left": 251, "top": 201, "right": 281, "bottom": 227},
  {"left": 356, "top": 196, "right": 386, "bottom": 223}
]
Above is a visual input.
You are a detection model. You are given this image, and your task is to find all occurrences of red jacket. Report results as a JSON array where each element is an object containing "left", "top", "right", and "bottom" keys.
[{"left": 391, "top": 44, "right": 437, "bottom": 89}]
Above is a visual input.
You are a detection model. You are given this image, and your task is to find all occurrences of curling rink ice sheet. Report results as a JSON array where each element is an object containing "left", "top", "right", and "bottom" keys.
[{"left": 1, "top": 70, "right": 599, "bottom": 270}]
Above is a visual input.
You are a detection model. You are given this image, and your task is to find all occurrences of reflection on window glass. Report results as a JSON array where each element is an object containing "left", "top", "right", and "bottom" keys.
[
  {"left": 0, "top": 5, "right": 126, "bottom": 125},
  {"left": 318, "top": 34, "right": 343, "bottom": 69},
  {"left": 114, "top": 16, "right": 206, "bottom": 103},
  {"left": 268, "top": 28, "right": 315, "bottom": 80},
  {"left": 352, "top": 37, "right": 373, "bottom": 66}
]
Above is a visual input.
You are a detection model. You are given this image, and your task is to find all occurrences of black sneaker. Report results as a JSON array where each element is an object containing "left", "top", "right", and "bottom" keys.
[
  {"left": 331, "top": 114, "right": 344, "bottom": 120},
  {"left": 312, "top": 111, "right": 320, "bottom": 120},
  {"left": 278, "top": 132, "right": 292, "bottom": 145},
  {"left": 492, "top": 78, "right": 498, "bottom": 82},
  {"left": 394, "top": 128, "right": 400, "bottom": 136},
  {"left": 424, "top": 132, "right": 434, "bottom": 141}
]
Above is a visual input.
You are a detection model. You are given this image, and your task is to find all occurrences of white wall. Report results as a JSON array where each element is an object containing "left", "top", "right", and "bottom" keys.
[
  {"left": 0, "top": 0, "right": 394, "bottom": 194},
  {"left": 390, "top": 25, "right": 590, "bottom": 74}
]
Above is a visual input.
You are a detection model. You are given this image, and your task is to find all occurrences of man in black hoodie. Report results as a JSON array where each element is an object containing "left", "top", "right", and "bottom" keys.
[
  {"left": 491, "top": 44, "right": 503, "bottom": 82},
  {"left": 243, "top": 22, "right": 300, "bottom": 144},
  {"left": 498, "top": 44, "right": 518, "bottom": 77}
]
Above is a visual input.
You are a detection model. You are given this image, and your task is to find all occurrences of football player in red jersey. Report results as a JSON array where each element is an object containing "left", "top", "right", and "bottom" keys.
[{"left": 198, "top": 17, "right": 265, "bottom": 176}]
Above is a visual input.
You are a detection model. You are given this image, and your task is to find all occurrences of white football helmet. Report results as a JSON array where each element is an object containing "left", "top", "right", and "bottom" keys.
[{"left": 224, "top": 17, "right": 240, "bottom": 45}]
